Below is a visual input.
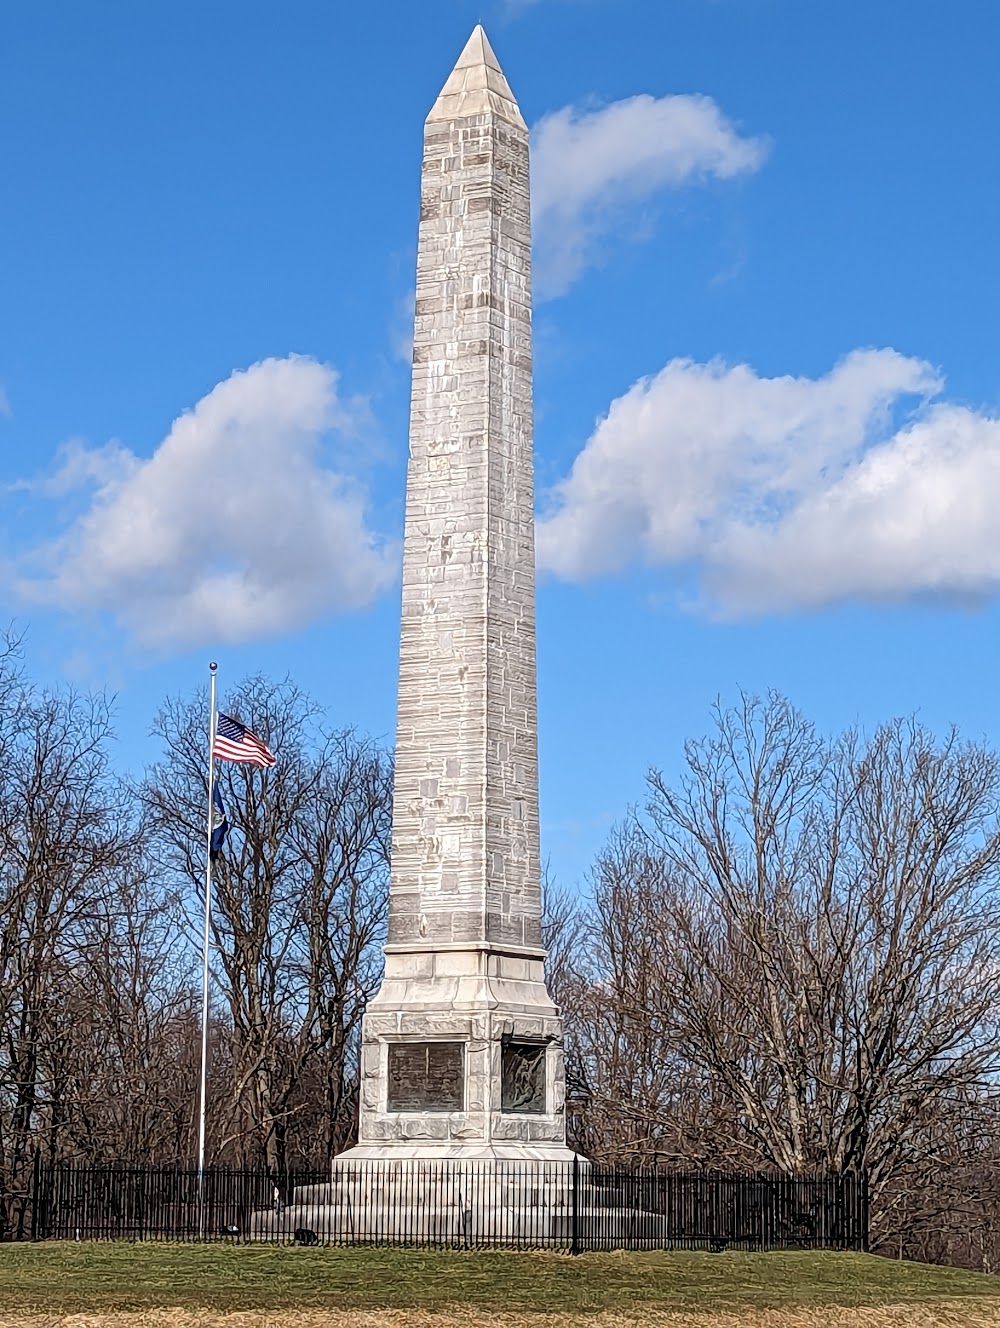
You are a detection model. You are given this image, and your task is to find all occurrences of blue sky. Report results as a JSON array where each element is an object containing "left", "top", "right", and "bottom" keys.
[{"left": 3, "top": 0, "right": 1000, "bottom": 887}]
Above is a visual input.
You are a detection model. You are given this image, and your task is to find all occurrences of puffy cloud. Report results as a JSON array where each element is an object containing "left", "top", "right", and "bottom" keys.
[
  {"left": 535, "top": 349, "right": 1000, "bottom": 614},
  {"left": 716, "top": 401, "right": 1000, "bottom": 613},
  {"left": 531, "top": 94, "right": 767, "bottom": 297},
  {"left": 39, "top": 439, "right": 138, "bottom": 496},
  {"left": 18, "top": 356, "right": 396, "bottom": 649}
]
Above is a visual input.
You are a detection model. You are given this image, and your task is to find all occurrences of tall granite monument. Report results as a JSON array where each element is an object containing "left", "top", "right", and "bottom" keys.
[{"left": 342, "top": 24, "right": 571, "bottom": 1162}]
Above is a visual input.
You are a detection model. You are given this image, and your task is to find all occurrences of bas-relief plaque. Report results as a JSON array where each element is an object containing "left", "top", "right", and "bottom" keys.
[
  {"left": 501, "top": 1042, "right": 546, "bottom": 1114},
  {"left": 387, "top": 1042, "right": 465, "bottom": 1112}
]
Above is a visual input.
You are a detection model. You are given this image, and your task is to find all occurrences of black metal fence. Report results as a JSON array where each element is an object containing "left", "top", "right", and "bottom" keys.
[{"left": 27, "top": 1157, "right": 867, "bottom": 1253}]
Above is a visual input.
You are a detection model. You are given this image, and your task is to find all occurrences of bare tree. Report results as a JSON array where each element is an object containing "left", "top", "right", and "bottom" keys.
[
  {"left": 41, "top": 864, "right": 200, "bottom": 1166},
  {"left": 565, "top": 694, "right": 1000, "bottom": 1254},
  {"left": 562, "top": 820, "right": 738, "bottom": 1165},
  {"left": 540, "top": 867, "right": 585, "bottom": 1009},
  {"left": 144, "top": 675, "right": 392, "bottom": 1175},
  {"left": 6, "top": 631, "right": 1000, "bottom": 1271},
  {"left": 0, "top": 638, "right": 133, "bottom": 1235}
]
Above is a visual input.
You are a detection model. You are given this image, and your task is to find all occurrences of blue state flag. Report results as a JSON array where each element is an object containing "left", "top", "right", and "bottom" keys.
[{"left": 210, "top": 783, "right": 229, "bottom": 861}]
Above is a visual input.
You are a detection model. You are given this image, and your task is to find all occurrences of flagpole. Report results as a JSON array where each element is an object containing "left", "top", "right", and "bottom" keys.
[{"left": 197, "top": 660, "right": 218, "bottom": 1230}]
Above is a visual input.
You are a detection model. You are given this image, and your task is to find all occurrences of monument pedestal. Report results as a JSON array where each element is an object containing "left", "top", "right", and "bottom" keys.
[{"left": 339, "top": 943, "right": 574, "bottom": 1163}]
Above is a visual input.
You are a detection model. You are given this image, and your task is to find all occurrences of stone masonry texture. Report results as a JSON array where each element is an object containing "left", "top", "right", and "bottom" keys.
[
  {"left": 389, "top": 29, "right": 541, "bottom": 953},
  {"left": 340, "top": 27, "right": 572, "bottom": 1161}
]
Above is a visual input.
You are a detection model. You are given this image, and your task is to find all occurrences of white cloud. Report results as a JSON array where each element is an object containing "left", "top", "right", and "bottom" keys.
[
  {"left": 531, "top": 94, "right": 767, "bottom": 297},
  {"left": 41, "top": 438, "right": 138, "bottom": 496},
  {"left": 535, "top": 349, "right": 1000, "bottom": 614},
  {"left": 18, "top": 356, "right": 396, "bottom": 649},
  {"left": 716, "top": 400, "right": 1000, "bottom": 614}
]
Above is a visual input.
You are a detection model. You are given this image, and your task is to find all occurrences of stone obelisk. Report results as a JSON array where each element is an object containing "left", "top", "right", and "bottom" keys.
[{"left": 343, "top": 25, "right": 570, "bottom": 1161}]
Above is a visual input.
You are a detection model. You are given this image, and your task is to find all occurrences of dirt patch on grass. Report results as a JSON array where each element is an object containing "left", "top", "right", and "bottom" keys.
[{"left": 6, "top": 1305, "right": 1000, "bottom": 1328}]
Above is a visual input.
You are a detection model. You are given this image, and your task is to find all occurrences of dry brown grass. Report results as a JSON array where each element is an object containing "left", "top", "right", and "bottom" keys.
[{"left": 5, "top": 1304, "right": 1000, "bottom": 1328}]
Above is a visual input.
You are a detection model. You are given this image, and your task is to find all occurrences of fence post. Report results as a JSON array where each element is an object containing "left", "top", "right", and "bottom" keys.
[
  {"left": 860, "top": 1171, "right": 870, "bottom": 1253},
  {"left": 571, "top": 1154, "right": 580, "bottom": 1256},
  {"left": 29, "top": 1149, "right": 40, "bottom": 1241}
]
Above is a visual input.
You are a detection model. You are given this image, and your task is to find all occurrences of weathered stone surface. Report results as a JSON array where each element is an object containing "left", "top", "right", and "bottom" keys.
[{"left": 339, "top": 24, "right": 573, "bottom": 1164}]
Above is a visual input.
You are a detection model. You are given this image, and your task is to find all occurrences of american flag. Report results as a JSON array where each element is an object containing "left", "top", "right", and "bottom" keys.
[{"left": 214, "top": 713, "right": 276, "bottom": 767}]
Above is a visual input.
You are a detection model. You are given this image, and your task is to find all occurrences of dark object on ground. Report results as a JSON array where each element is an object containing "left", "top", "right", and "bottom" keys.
[{"left": 294, "top": 1227, "right": 319, "bottom": 1246}]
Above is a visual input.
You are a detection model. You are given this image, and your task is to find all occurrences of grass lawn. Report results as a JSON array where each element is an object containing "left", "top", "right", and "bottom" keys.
[{"left": 1, "top": 1244, "right": 999, "bottom": 1326}]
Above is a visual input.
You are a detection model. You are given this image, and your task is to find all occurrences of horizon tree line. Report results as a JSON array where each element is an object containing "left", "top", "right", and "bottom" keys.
[{"left": 1, "top": 631, "right": 999, "bottom": 1270}]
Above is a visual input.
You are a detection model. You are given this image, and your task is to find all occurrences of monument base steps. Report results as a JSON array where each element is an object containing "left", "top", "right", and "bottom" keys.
[{"left": 247, "top": 1158, "right": 654, "bottom": 1244}]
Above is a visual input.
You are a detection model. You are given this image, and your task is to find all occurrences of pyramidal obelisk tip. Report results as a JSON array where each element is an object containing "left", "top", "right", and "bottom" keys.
[
  {"left": 426, "top": 24, "right": 525, "bottom": 127},
  {"left": 454, "top": 24, "right": 502, "bottom": 72}
]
